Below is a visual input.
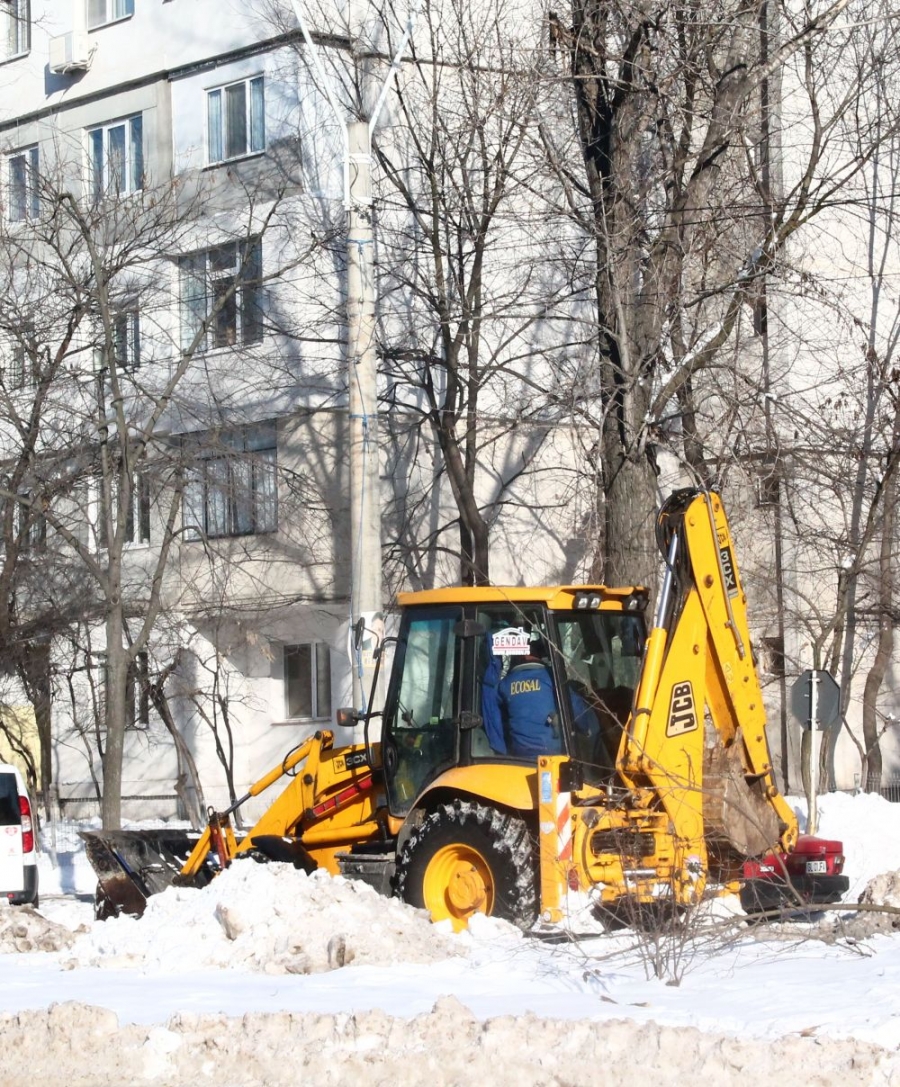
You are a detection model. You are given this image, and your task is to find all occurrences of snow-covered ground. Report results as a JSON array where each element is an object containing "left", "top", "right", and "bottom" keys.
[{"left": 3, "top": 792, "right": 900, "bottom": 1085}]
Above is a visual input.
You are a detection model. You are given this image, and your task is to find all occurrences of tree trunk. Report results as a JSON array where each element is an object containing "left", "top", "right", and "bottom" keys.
[
  {"left": 439, "top": 418, "right": 491, "bottom": 585},
  {"left": 861, "top": 467, "right": 896, "bottom": 791},
  {"left": 147, "top": 657, "right": 206, "bottom": 830},
  {"left": 18, "top": 642, "right": 52, "bottom": 813},
  {"left": 595, "top": 444, "right": 660, "bottom": 590},
  {"left": 101, "top": 603, "right": 127, "bottom": 830}
]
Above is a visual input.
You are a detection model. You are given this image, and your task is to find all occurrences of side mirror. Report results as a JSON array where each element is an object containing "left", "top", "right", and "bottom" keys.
[
  {"left": 353, "top": 618, "right": 366, "bottom": 650},
  {"left": 335, "top": 707, "right": 360, "bottom": 728}
]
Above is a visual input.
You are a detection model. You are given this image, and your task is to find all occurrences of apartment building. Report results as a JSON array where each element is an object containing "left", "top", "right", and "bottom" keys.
[{"left": 0, "top": 0, "right": 588, "bottom": 817}]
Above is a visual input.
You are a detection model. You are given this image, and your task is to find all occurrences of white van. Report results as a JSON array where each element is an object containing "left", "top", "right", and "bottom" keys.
[{"left": 0, "top": 763, "right": 38, "bottom": 906}]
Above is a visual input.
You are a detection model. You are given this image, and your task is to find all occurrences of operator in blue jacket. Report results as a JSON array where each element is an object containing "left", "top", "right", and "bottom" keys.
[{"left": 497, "top": 637, "right": 598, "bottom": 757}]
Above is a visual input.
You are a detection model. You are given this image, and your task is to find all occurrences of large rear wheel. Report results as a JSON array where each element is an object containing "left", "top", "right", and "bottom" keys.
[{"left": 395, "top": 800, "right": 538, "bottom": 932}]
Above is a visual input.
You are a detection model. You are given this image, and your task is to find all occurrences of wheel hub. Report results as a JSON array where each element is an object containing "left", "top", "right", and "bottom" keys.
[
  {"left": 423, "top": 842, "right": 495, "bottom": 930},
  {"left": 446, "top": 860, "right": 488, "bottom": 913}
]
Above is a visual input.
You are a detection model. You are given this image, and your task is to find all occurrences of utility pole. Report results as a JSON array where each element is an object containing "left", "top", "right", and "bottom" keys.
[
  {"left": 346, "top": 120, "right": 383, "bottom": 712},
  {"left": 808, "top": 668, "right": 820, "bottom": 835},
  {"left": 289, "top": 1, "right": 418, "bottom": 715}
]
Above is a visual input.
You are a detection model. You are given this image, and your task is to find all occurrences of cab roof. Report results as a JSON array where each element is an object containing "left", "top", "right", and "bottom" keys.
[{"left": 395, "top": 585, "right": 647, "bottom": 611}]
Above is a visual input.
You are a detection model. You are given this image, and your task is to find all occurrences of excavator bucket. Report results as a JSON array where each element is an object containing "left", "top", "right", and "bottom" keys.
[
  {"left": 79, "top": 734, "right": 359, "bottom": 920},
  {"left": 80, "top": 829, "right": 213, "bottom": 919}
]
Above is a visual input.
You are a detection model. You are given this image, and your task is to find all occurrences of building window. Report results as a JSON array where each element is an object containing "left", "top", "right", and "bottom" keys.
[
  {"left": 754, "top": 461, "right": 780, "bottom": 508},
  {"left": 115, "top": 311, "right": 140, "bottom": 369},
  {"left": 9, "top": 342, "right": 29, "bottom": 388},
  {"left": 113, "top": 310, "right": 140, "bottom": 370},
  {"left": 94, "top": 311, "right": 141, "bottom": 372},
  {"left": 124, "top": 473, "right": 151, "bottom": 545},
  {"left": 128, "top": 650, "right": 150, "bottom": 728},
  {"left": 4, "top": 321, "right": 37, "bottom": 389},
  {"left": 87, "top": 0, "right": 133, "bottom": 30},
  {"left": 7, "top": 146, "right": 39, "bottom": 222},
  {"left": 207, "top": 76, "right": 265, "bottom": 164},
  {"left": 284, "top": 643, "right": 331, "bottom": 720},
  {"left": 762, "top": 636, "right": 785, "bottom": 679},
  {"left": 98, "top": 469, "right": 151, "bottom": 548},
  {"left": 95, "top": 649, "right": 150, "bottom": 729},
  {"left": 88, "top": 115, "right": 143, "bottom": 199},
  {"left": 1, "top": 0, "right": 30, "bottom": 60},
  {"left": 13, "top": 493, "right": 45, "bottom": 551},
  {"left": 180, "top": 239, "right": 263, "bottom": 351},
  {"left": 183, "top": 423, "right": 277, "bottom": 540}
]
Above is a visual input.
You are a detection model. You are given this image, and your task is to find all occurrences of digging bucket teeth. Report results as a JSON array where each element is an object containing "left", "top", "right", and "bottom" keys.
[{"left": 80, "top": 829, "right": 211, "bottom": 918}]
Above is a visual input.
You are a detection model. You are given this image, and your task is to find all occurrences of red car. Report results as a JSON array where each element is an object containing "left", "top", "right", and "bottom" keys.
[{"left": 741, "top": 834, "right": 848, "bottom": 915}]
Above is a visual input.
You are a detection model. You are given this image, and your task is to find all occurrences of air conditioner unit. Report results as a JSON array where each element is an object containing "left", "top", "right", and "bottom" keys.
[{"left": 49, "top": 32, "right": 91, "bottom": 74}]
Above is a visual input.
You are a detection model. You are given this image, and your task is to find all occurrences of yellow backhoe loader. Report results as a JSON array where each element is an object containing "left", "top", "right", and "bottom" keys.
[{"left": 83, "top": 488, "right": 848, "bottom": 928}]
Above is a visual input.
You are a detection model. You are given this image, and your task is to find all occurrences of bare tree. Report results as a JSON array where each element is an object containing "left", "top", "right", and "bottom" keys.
[
  {"left": 0, "top": 145, "right": 329, "bottom": 826},
  {"left": 371, "top": 0, "right": 582, "bottom": 585},
  {"left": 549, "top": 0, "right": 900, "bottom": 588}
]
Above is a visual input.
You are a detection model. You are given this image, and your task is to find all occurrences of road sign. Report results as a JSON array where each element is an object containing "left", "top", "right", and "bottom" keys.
[{"left": 790, "top": 669, "right": 841, "bottom": 730}]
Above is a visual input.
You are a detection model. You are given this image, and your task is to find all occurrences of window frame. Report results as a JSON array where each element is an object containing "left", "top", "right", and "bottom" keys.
[
  {"left": 94, "top": 648, "right": 150, "bottom": 731},
  {"left": 97, "top": 467, "right": 151, "bottom": 550},
  {"left": 93, "top": 310, "right": 141, "bottom": 373},
  {"left": 283, "top": 642, "right": 332, "bottom": 721},
  {"left": 87, "top": 114, "right": 144, "bottom": 201},
  {"left": 761, "top": 635, "right": 786, "bottom": 680},
  {"left": 206, "top": 75, "right": 266, "bottom": 165},
  {"left": 1, "top": 0, "right": 30, "bottom": 61},
  {"left": 12, "top": 491, "right": 46, "bottom": 552},
  {"left": 182, "top": 424, "right": 277, "bottom": 541},
  {"left": 754, "top": 461, "right": 780, "bottom": 508},
  {"left": 86, "top": 0, "right": 134, "bottom": 31},
  {"left": 7, "top": 145, "right": 39, "bottom": 223},
  {"left": 179, "top": 238, "right": 264, "bottom": 352},
  {"left": 4, "top": 320, "right": 37, "bottom": 390},
  {"left": 111, "top": 309, "right": 141, "bottom": 371}
]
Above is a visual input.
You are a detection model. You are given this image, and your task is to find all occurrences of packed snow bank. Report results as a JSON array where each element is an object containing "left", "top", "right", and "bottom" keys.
[
  {"left": 66, "top": 860, "right": 466, "bottom": 974},
  {"left": 0, "top": 906, "right": 78, "bottom": 954},
  {"left": 3, "top": 997, "right": 900, "bottom": 1087}
]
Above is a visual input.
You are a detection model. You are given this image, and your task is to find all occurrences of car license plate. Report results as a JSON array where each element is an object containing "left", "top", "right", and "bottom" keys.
[{"left": 806, "top": 859, "right": 827, "bottom": 875}]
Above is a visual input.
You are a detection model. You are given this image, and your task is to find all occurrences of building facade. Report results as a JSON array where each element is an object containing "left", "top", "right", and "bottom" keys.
[{"left": 0, "top": 0, "right": 592, "bottom": 819}]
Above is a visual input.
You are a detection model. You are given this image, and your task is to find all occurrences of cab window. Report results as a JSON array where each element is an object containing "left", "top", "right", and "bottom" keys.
[{"left": 383, "top": 609, "right": 461, "bottom": 812}]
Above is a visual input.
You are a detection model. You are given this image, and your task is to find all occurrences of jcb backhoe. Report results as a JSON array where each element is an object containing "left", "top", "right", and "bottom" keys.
[{"left": 83, "top": 488, "right": 848, "bottom": 928}]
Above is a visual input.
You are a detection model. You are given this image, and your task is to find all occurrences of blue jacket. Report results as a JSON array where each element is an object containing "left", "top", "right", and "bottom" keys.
[{"left": 498, "top": 661, "right": 563, "bottom": 756}]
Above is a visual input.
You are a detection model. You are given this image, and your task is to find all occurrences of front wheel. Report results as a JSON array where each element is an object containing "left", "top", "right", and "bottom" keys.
[{"left": 395, "top": 800, "right": 538, "bottom": 932}]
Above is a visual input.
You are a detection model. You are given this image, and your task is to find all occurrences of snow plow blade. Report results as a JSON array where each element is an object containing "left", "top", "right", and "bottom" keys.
[{"left": 80, "top": 829, "right": 212, "bottom": 919}]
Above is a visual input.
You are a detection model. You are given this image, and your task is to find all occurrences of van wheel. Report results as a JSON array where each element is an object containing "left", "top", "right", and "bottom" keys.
[{"left": 395, "top": 801, "right": 537, "bottom": 932}]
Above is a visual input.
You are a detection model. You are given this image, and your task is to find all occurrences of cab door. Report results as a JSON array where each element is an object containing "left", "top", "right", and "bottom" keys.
[{"left": 382, "top": 606, "right": 466, "bottom": 816}]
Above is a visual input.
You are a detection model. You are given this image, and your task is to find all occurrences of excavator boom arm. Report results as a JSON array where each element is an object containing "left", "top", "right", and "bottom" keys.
[{"left": 620, "top": 489, "right": 797, "bottom": 858}]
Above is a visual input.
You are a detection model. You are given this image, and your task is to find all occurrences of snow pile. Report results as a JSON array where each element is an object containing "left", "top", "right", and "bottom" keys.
[
  {"left": 4, "top": 997, "right": 900, "bottom": 1087},
  {"left": 851, "top": 870, "right": 900, "bottom": 936},
  {"left": 66, "top": 860, "right": 465, "bottom": 974},
  {"left": 0, "top": 906, "right": 78, "bottom": 953}
]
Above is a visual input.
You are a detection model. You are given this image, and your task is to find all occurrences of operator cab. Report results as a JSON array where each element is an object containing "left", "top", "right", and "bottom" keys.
[{"left": 380, "top": 588, "right": 647, "bottom": 817}]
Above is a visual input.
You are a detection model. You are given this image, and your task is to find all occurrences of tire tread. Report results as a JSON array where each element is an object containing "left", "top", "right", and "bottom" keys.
[{"left": 395, "top": 800, "right": 538, "bottom": 929}]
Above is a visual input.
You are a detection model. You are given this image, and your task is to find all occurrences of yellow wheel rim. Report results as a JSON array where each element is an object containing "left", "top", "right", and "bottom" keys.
[{"left": 422, "top": 843, "right": 495, "bottom": 932}]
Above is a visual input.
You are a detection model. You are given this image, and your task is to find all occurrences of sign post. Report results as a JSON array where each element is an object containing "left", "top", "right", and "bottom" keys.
[{"left": 790, "top": 669, "right": 840, "bottom": 835}]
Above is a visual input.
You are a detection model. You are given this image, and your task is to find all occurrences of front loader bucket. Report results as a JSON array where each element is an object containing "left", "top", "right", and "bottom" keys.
[{"left": 80, "top": 829, "right": 212, "bottom": 919}]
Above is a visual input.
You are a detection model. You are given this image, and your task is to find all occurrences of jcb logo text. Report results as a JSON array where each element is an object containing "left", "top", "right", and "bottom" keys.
[{"left": 667, "top": 681, "right": 698, "bottom": 737}]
